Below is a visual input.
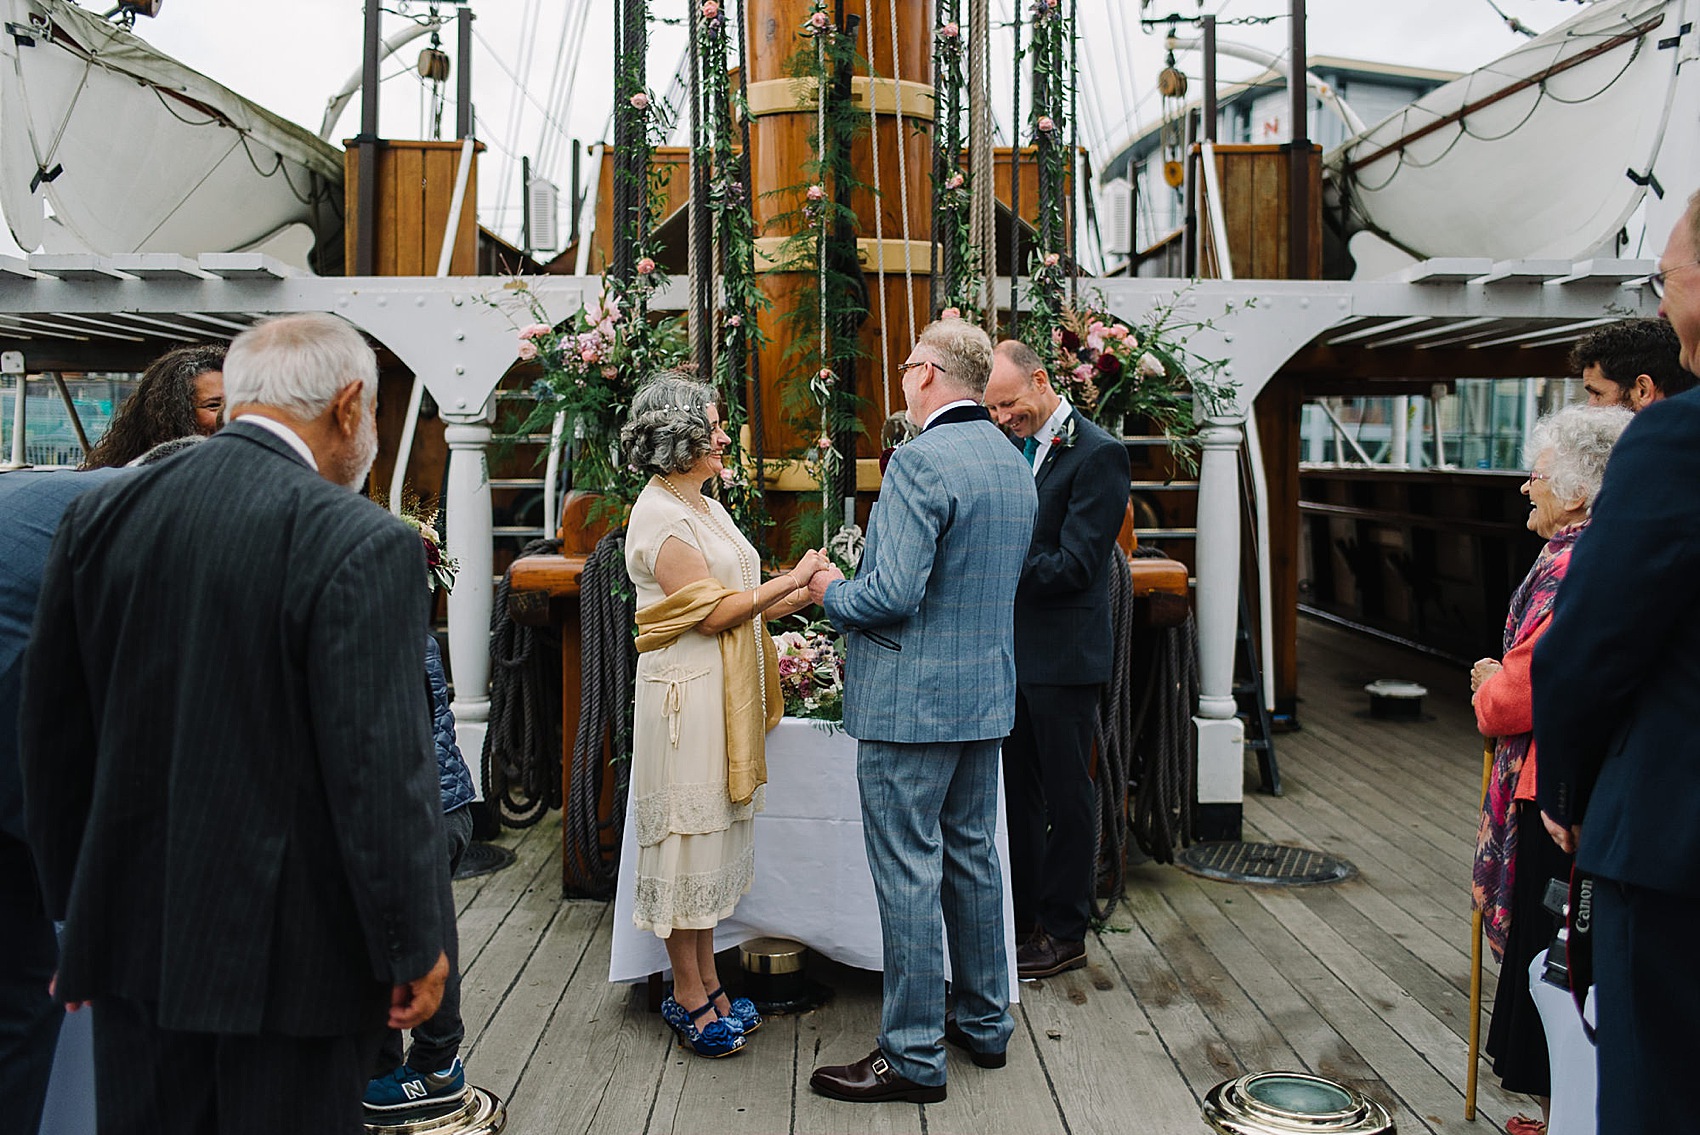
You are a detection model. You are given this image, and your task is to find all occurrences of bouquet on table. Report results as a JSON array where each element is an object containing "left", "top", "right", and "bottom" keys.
[
  {"left": 377, "top": 492, "right": 460, "bottom": 594},
  {"left": 769, "top": 616, "right": 845, "bottom": 723}
]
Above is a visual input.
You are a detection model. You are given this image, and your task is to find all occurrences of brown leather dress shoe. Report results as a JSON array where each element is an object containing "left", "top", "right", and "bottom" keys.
[
  {"left": 1016, "top": 930, "right": 1087, "bottom": 979},
  {"left": 809, "top": 1050, "right": 947, "bottom": 1103},
  {"left": 943, "top": 1012, "right": 1007, "bottom": 1069}
]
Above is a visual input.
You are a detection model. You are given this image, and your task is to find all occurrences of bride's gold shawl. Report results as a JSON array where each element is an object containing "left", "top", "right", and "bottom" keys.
[{"left": 634, "top": 578, "right": 781, "bottom": 805}]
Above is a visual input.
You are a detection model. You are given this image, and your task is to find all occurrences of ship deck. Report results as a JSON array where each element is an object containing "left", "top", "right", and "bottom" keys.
[{"left": 450, "top": 618, "right": 1522, "bottom": 1134}]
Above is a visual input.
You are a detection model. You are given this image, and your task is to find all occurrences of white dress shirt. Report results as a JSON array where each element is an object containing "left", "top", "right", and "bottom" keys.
[
  {"left": 234, "top": 413, "right": 318, "bottom": 470},
  {"left": 922, "top": 398, "right": 980, "bottom": 430},
  {"left": 1026, "top": 396, "right": 1074, "bottom": 477}
]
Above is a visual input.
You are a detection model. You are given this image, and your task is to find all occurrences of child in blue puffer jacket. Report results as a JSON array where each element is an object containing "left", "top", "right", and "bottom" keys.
[{"left": 364, "top": 525, "right": 477, "bottom": 1116}]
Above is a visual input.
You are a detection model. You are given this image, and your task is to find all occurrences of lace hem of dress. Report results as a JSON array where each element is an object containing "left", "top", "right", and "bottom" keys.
[
  {"left": 633, "top": 782, "right": 765, "bottom": 847},
  {"left": 633, "top": 840, "right": 756, "bottom": 933}
]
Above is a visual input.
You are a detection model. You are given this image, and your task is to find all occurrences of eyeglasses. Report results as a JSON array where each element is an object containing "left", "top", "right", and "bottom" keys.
[
  {"left": 1649, "top": 260, "right": 1699, "bottom": 298},
  {"left": 896, "top": 359, "right": 945, "bottom": 376},
  {"left": 1525, "top": 471, "right": 1551, "bottom": 483}
]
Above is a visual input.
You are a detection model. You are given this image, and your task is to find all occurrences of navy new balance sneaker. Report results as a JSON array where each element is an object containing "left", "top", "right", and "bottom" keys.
[{"left": 363, "top": 1057, "right": 467, "bottom": 1113}]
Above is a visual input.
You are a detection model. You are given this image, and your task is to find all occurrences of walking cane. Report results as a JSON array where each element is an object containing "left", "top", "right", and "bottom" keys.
[{"left": 1466, "top": 736, "right": 1492, "bottom": 1121}]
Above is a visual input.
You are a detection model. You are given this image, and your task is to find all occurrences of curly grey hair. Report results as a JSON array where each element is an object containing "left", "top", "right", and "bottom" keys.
[
  {"left": 620, "top": 372, "right": 716, "bottom": 475},
  {"left": 1527, "top": 403, "right": 1633, "bottom": 510}
]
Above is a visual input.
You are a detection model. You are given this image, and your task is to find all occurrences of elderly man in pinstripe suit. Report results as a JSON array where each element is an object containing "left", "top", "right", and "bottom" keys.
[
  {"left": 20, "top": 313, "right": 451, "bottom": 1135},
  {"left": 807, "top": 318, "right": 1037, "bottom": 1103}
]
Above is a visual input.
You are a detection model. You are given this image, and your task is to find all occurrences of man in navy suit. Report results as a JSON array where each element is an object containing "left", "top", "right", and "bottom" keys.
[
  {"left": 1532, "top": 191, "right": 1700, "bottom": 1134},
  {"left": 807, "top": 319, "right": 1037, "bottom": 1103},
  {"left": 983, "top": 339, "right": 1129, "bottom": 979},
  {"left": 0, "top": 466, "right": 128, "bottom": 1135}
]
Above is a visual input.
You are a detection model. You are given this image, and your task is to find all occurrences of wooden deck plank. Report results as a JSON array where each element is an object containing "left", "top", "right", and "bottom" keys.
[
  {"left": 792, "top": 963, "right": 924, "bottom": 1135},
  {"left": 1017, "top": 956, "right": 1202, "bottom": 1131},
  {"left": 448, "top": 617, "right": 1555, "bottom": 1133}
]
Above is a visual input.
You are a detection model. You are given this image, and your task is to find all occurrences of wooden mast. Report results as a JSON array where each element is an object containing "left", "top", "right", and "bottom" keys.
[{"left": 743, "top": 0, "right": 934, "bottom": 478}]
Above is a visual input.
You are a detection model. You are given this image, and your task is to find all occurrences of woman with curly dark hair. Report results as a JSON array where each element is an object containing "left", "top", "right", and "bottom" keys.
[{"left": 82, "top": 344, "right": 226, "bottom": 469}]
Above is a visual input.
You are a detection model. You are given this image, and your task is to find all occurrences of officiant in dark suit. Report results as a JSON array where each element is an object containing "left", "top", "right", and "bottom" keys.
[
  {"left": 19, "top": 312, "right": 452, "bottom": 1135},
  {"left": 983, "top": 339, "right": 1130, "bottom": 980}
]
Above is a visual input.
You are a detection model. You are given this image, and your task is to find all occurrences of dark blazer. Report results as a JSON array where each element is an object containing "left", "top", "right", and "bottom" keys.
[
  {"left": 1532, "top": 387, "right": 1700, "bottom": 896},
  {"left": 1014, "top": 407, "right": 1131, "bottom": 686},
  {"left": 0, "top": 468, "right": 129, "bottom": 846},
  {"left": 20, "top": 421, "right": 451, "bottom": 1036}
]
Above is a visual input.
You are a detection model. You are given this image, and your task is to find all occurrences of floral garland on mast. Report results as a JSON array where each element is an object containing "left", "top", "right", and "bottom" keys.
[
  {"left": 1020, "top": 0, "right": 1070, "bottom": 352},
  {"left": 931, "top": 0, "right": 982, "bottom": 322},
  {"left": 697, "top": 0, "right": 769, "bottom": 537},
  {"left": 769, "top": 2, "right": 869, "bottom": 552}
]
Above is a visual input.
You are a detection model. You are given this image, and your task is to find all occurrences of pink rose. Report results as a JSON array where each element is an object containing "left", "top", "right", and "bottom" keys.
[
  {"left": 728, "top": 314, "right": 742, "bottom": 327},
  {"left": 1037, "top": 115, "right": 1055, "bottom": 133},
  {"left": 519, "top": 322, "right": 552, "bottom": 340},
  {"left": 818, "top": 367, "right": 834, "bottom": 382},
  {"left": 1074, "top": 363, "right": 1095, "bottom": 385},
  {"left": 946, "top": 172, "right": 964, "bottom": 189},
  {"left": 720, "top": 468, "right": 735, "bottom": 484},
  {"left": 636, "top": 256, "right": 656, "bottom": 275},
  {"left": 516, "top": 339, "right": 538, "bottom": 361},
  {"left": 810, "top": 11, "right": 830, "bottom": 30},
  {"left": 817, "top": 434, "right": 832, "bottom": 449},
  {"left": 630, "top": 92, "right": 650, "bottom": 110},
  {"left": 806, "top": 184, "right": 826, "bottom": 202},
  {"left": 940, "top": 21, "right": 959, "bottom": 38},
  {"left": 702, "top": 0, "right": 719, "bottom": 17},
  {"left": 1109, "top": 324, "right": 1130, "bottom": 341},
  {"left": 1044, "top": 252, "right": 1060, "bottom": 267},
  {"left": 601, "top": 365, "right": 618, "bottom": 378},
  {"left": 941, "top": 306, "right": 961, "bottom": 319},
  {"left": 579, "top": 346, "right": 599, "bottom": 364}
]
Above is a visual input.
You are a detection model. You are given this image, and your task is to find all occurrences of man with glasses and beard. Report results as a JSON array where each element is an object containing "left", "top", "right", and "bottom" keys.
[{"left": 19, "top": 313, "right": 452, "bottom": 1135}]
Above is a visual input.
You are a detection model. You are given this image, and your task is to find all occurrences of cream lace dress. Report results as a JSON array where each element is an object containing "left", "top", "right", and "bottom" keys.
[{"left": 624, "top": 481, "right": 764, "bottom": 937}]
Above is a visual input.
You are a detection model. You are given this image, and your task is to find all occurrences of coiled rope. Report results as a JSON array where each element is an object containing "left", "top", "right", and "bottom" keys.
[
  {"left": 1130, "top": 584, "right": 1199, "bottom": 865},
  {"left": 1091, "top": 550, "right": 1135, "bottom": 922},
  {"left": 562, "top": 530, "right": 637, "bottom": 898},
  {"left": 482, "top": 538, "right": 564, "bottom": 829}
]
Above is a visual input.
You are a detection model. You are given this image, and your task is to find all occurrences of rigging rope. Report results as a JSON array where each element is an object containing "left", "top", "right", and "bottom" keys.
[
  {"left": 967, "top": 0, "right": 996, "bottom": 334},
  {"left": 735, "top": 0, "right": 764, "bottom": 478},
  {"left": 863, "top": 9, "right": 894, "bottom": 420},
  {"left": 816, "top": 31, "right": 831, "bottom": 527},
  {"left": 564, "top": 531, "right": 638, "bottom": 898},
  {"left": 887, "top": 0, "right": 918, "bottom": 341},
  {"left": 481, "top": 538, "right": 564, "bottom": 829},
  {"left": 1009, "top": 2, "right": 1022, "bottom": 339}
]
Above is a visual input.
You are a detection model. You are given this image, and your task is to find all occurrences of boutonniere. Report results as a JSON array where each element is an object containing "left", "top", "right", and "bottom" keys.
[{"left": 1050, "top": 417, "right": 1078, "bottom": 451}]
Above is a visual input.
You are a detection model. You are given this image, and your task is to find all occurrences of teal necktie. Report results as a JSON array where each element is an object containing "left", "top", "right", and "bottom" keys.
[{"left": 1022, "top": 436, "right": 1040, "bottom": 466}]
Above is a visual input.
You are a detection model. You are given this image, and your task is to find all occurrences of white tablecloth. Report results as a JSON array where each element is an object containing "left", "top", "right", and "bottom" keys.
[{"left": 609, "top": 717, "right": 1019, "bottom": 996}]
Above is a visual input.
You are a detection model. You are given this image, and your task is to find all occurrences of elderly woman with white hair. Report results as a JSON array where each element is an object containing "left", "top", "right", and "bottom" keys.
[
  {"left": 1469, "top": 402, "right": 1632, "bottom": 1135},
  {"left": 619, "top": 372, "right": 827, "bottom": 1059}
]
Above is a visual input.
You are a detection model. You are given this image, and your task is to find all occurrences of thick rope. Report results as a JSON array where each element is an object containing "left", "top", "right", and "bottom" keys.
[
  {"left": 887, "top": 0, "right": 916, "bottom": 340},
  {"left": 735, "top": 0, "right": 763, "bottom": 477},
  {"left": 481, "top": 538, "right": 563, "bottom": 829},
  {"left": 1067, "top": 0, "right": 1079, "bottom": 309},
  {"left": 563, "top": 530, "right": 637, "bottom": 898},
  {"left": 815, "top": 32, "right": 831, "bottom": 527},
  {"left": 967, "top": 0, "right": 995, "bottom": 334},
  {"left": 687, "top": 7, "right": 707, "bottom": 373},
  {"left": 863, "top": 9, "right": 893, "bottom": 420},
  {"left": 1009, "top": 3, "right": 1022, "bottom": 339},
  {"left": 1091, "top": 550, "right": 1135, "bottom": 922}
]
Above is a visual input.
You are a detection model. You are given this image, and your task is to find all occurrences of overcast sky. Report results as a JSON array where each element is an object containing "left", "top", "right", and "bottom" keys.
[{"left": 95, "top": 0, "right": 1571, "bottom": 248}]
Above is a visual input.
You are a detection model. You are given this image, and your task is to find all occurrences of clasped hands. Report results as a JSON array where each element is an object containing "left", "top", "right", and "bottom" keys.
[{"left": 789, "top": 548, "right": 845, "bottom": 605}]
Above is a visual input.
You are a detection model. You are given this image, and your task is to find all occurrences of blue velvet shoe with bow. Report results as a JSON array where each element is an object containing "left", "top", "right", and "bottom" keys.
[
  {"left": 708, "top": 985, "right": 763, "bottom": 1035},
  {"left": 660, "top": 995, "right": 746, "bottom": 1058}
]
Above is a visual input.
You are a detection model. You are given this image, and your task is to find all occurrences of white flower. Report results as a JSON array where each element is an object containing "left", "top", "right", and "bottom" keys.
[{"left": 1138, "top": 352, "right": 1165, "bottom": 379}]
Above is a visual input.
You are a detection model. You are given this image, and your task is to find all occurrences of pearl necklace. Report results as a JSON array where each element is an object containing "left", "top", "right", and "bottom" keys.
[{"left": 651, "top": 474, "right": 769, "bottom": 722}]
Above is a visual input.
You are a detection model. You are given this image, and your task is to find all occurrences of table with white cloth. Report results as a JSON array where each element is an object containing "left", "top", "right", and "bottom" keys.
[{"left": 609, "top": 716, "right": 1020, "bottom": 997}]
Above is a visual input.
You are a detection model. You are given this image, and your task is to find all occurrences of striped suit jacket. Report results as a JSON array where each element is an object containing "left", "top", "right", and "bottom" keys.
[
  {"left": 20, "top": 421, "right": 450, "bottom": 1036},
  {"left": 825, "top": 405, "right": 1037, "bottom": 743}
]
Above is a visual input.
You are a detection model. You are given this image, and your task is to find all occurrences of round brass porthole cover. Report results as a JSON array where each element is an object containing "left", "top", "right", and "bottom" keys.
[{"left": 1202, "top": 1072, "right": 1394, "bottom": 1134}]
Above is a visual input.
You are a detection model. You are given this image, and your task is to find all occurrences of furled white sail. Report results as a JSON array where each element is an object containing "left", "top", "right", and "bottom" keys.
[
  {"left": 1326, "top": 0, "right": 1693, "bottom": 266},
  {"left": 0, "top": 0, "right": 344, "bottom": 269}
]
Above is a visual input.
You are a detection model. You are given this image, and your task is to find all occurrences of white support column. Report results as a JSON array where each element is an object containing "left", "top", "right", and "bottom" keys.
[
  {"left": 443, "top": 407, "right": 495, "bottom": 774},
  {"left": 1194, "top": 416, "right": 1246, "bottom": 832}
]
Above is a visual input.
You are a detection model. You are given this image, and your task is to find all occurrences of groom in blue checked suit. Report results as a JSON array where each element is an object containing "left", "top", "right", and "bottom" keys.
[{"left": 806, "top": 319, "right": 1037, "bottom": 1104}]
